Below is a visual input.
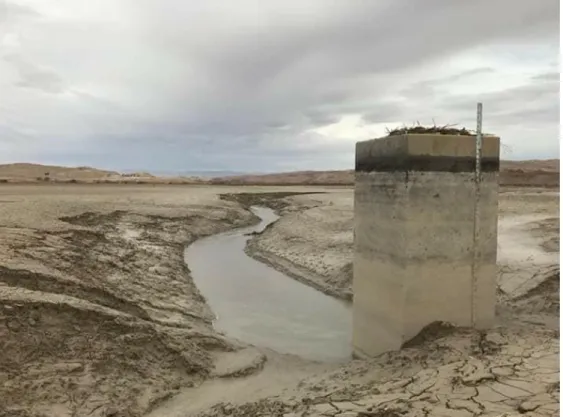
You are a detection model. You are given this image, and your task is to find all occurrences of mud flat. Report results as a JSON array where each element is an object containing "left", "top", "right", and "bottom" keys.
[
  {"left": 0, "top": 184, "right": 559, "bottom": 417},
  {"left": 0, "top": 184, "right": 345, "bottom": 417},
  {"left": 224, "top": 186, "right": 559, "bottom": 417},
  {"left": 198, "top": 325, "right": 559, "bottom": 417},
  {"left": 0, "top": 184, "right": 279, "bottom": 417},
  {"left": 245, "top": 191, "right": 355, "bottom": 300}
]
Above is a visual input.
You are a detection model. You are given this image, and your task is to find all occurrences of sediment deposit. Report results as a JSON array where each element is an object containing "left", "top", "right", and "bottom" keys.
[
  {"left": 0, "top": 183, "right": 559, "bottom": 417},
  {"left": 212, "top": 186, "right": 560, "bottom": 417},
  {"left": 0, "top": 185, "right": 259, "bottom": 416}
]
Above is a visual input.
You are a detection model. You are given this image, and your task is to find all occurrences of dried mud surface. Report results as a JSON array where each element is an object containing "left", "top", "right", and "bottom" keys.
[
  {"left": 0, "top": 184, "right": 559, "bottom": 417},
  {"left": 0, "top": 185, "right": 265, "bottom": 417},
  {"left": 228, "top": 187, "right": 560, "bottom": 417},
  {"left": 246, "top": 192, "right": 355, "bottom": 300},
  {"left": 200, "top": 325, "right": 559, "bottom": 417}
]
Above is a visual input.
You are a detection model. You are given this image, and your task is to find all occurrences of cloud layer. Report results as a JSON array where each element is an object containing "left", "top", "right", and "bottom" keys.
[{"left": 0, "top": 0, "right": 559, "bottom": 171}]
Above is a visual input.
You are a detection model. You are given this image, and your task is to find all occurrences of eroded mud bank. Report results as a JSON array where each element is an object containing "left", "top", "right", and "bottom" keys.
[
  {"left": 0, "top": 185, "right": 259, "bottom": 417},
  {"left": 0, "top": 185, "right": 559, "bottom": 417}
]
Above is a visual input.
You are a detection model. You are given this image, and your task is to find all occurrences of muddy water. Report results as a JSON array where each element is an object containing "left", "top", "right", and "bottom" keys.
[{"left": 185, "top": 206, "right": 352, "bottom": 362}]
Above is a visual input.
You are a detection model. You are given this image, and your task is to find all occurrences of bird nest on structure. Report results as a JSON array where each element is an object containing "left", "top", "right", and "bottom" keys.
[{"left": 385, "top": 123, "right": 477, "bottom": 137}]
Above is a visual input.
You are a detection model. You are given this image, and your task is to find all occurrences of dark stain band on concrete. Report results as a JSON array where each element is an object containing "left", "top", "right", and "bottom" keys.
[{"left": 355, "top": 155, "right": 500, "bottom": 173}]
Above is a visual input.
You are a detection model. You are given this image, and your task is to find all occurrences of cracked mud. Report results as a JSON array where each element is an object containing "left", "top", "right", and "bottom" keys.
[{"left": 0, "top": 185, "right": 559, "bottom": 417}]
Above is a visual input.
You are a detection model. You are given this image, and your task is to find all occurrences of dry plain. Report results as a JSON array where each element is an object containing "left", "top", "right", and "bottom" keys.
[{"left": 0, "top": 181, "right": 559, "bottom": 417}]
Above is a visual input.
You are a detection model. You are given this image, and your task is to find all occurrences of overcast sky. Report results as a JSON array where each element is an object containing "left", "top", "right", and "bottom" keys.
[{"left": 0, "top": 0, "right": 559, "bottom": 172}]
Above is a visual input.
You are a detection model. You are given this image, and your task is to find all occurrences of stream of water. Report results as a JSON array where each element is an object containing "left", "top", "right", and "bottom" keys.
[{"left": 184, "top": 206, "right": 352, "bottom": 362}]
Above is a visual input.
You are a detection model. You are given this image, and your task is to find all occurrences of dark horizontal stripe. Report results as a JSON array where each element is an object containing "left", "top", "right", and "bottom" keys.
[
  {"left": 356, "top": 155, "right": 499, "bottom": 173},
  {"left": 354, "top": 250, "right": 498, "bottom": 265}
]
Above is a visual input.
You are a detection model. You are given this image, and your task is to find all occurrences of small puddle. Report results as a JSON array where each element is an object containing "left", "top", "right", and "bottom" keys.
[{"left": 184, "top": 206, "right": 352, "bottom": 362}]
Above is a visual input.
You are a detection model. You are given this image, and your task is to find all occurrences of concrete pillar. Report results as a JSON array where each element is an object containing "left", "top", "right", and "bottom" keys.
[{"left": 353, "top": 134, "right": 500, "bottom": 357}]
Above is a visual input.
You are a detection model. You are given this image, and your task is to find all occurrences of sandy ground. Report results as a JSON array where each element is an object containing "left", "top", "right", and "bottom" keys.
[{"left": 0, "top": 184, "right": 559, "bottom": 417}]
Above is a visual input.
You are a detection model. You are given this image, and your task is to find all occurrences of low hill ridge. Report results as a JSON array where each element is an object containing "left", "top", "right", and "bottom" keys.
[{"left": 0, "top": 160, "right": 558, "bottom": 187}]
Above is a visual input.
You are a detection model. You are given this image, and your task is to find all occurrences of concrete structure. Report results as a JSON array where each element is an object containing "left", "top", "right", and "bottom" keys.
[{"left": 353, "top": 134, "right": 500, "bottom": 357}]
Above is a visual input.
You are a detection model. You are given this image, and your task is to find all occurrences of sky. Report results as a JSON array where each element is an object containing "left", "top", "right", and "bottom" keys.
[{"left": 0, "top": 0, "right": 560, "bottom": 172}]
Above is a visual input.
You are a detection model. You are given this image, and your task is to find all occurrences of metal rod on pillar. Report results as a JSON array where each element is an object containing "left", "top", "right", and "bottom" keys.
[
  {"left": 471, "top": 102, "right": 483, "bottom": 327},
  {"left": 475, "top": 103, "right": 483, "bottom": 182}
]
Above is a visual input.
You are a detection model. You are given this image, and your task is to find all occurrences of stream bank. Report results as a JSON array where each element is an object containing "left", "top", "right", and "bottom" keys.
[{"left": 185, "top": 206, "right": 352, "bottom": 362}]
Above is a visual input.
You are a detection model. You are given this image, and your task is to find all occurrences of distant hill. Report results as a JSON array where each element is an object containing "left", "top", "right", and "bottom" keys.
[
  {"left": 0, "top": 163, "right": 204, "bottom": 184},
  {"left": 500, "top": 159, "right": 559, "bottom": 172},
  {"left": 143, "top": 170, "right": 261, "bottom": 178},
  {"left": 0, "top": 160, "right": 558, "bottom": 187},
  {"left": 0, "top": 163, "right": 119, "bottom": 182}
]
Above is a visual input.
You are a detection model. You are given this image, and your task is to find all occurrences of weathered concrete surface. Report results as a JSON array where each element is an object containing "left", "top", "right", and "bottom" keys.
[{"left": 354, "top": 134, "right": 500, "bottom": 356}]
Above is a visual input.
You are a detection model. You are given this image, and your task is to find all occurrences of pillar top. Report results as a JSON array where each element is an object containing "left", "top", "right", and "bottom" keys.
[{"left": 355, "top": 134, "right": 500, "bottom": 173}]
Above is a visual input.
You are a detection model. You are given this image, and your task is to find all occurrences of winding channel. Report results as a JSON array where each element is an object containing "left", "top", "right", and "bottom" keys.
[{"left": 184, "top": 206, "right": 352, "bottom": 362}]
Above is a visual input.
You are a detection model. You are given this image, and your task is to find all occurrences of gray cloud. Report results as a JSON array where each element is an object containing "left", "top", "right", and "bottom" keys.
[
  {"left": 3, "top": 54, "right": 66, "bottom": 93},
  {"left": 432, "top": 74, "right": 560, "bottom": 122},
  {"left": 398, "top": 68, "right": 496, "bottom": 100},
  {"left": 0, "top": 0, "right": 559, "bottom": 171},
  {"left": 531, "top": 72, "right": 560, "bottom": 82},
  {"left": 0, "top": 0, "right": 40, "bottom": 22},
  {"left": 372, "top": 68, "right": 558, "bottom": 153}
]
